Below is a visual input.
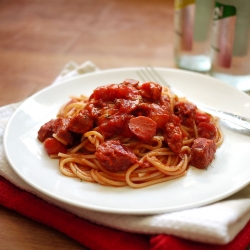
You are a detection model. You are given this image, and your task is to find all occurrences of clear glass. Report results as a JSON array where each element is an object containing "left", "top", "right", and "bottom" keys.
[
  {"left": 174, "top": 0, "right": 215, "bottom": 73},
  {"left": 210, "top": 0, "right": 250, "bottom": 92}
]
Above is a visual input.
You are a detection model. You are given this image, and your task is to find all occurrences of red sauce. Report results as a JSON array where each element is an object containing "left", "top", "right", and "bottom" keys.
[{"left": 38, "top": 79, "right": 218, "bottom": 171}]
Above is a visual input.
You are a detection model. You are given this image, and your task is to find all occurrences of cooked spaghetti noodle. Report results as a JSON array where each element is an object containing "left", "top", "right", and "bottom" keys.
[{"left": 38, "top": 79, "right": 223, "bottom": 188}]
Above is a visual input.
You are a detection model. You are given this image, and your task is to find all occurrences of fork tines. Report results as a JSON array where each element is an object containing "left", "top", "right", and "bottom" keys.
[{"left": 137, "top": 66, "right": 170, "bottom": 88}]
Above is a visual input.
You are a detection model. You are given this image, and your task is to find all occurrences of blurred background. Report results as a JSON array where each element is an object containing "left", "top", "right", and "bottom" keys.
[{"left": 0, "top": 0, "right": 174, "bottom": 106}]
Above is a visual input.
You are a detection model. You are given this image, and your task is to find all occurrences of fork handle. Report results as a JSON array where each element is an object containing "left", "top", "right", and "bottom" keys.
[{"left": 197, "top": 105, "right": 250, "bottom": 130}]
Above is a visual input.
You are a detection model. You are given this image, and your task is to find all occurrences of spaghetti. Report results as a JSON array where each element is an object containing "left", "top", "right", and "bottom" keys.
[{"left": 38, "top": 79, "right": 223, "bottom": 188}]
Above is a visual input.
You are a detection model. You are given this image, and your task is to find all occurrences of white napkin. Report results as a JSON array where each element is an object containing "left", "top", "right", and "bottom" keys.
[{"left": 1, "top": 61, "right": 250, "bottom": 245}]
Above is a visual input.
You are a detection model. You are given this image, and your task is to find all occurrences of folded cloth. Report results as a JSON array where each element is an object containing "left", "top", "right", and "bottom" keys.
[{"left": 1, "top": 61, "right": 250, "bottom": 249}]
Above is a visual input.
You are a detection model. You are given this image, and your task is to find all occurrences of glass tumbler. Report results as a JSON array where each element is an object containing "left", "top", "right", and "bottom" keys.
[
  {"left": 174, "top": 0, "right": 215, "bottom": 73},
  {"left": 210, "top": 0, "right": 250, "bottom": 92}
]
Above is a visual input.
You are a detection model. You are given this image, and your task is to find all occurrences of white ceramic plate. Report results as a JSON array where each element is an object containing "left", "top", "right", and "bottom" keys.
[{"left": 4, "top": 67, "right": 250, "bottom": 214}]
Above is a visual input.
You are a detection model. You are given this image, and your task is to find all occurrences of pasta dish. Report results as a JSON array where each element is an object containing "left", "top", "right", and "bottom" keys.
[{"left": 38, "top": 79, "right": 223, "bottom": 188}]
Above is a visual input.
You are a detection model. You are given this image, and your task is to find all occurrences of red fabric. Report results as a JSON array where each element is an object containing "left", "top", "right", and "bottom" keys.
[
  {"left": 150, "top": 227, "right": 250, "bottom": 250},
  {"left": 0, "top": 175, "right": 249, "bottom": 250},
  {"left": 0, "top": 176, "right": 149, "bottom": 250}
]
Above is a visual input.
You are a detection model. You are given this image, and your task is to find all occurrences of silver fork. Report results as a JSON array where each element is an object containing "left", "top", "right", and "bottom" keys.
[{"left": 137, "top": 66, "right": 250, "bottom": 131}]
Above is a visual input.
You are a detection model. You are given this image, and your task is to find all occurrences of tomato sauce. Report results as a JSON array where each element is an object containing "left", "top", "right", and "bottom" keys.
[{"left": 38, "top": 79, "right": 219, "bottom": 171}]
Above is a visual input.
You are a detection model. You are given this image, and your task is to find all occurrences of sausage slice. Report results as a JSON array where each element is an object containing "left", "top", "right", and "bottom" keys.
[{"left": 190, "top": 138, "right": 216, "bottom": 169}]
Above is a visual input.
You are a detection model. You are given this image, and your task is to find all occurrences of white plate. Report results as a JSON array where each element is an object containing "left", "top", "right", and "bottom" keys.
[{"left": 4, "top": 67, "right": 250, "bottom": 215}]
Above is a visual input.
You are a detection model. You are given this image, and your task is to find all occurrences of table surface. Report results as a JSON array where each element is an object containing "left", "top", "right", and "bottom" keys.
[
  {"left": 0, "top": 0, "right": 174, "bottom": 249},
  {"left": 1, "top": 1, "right": 248, "bottom": 249}
]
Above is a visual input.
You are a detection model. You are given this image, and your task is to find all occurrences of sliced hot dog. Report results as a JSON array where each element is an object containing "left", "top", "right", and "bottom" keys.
[{"left": 128, "top": 116, "right": 157, "bottom": 141}]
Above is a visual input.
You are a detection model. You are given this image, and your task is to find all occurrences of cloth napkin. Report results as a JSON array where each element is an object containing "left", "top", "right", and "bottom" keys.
[{"left": 1, "top": 61, "right": 250, "bottom": 250}]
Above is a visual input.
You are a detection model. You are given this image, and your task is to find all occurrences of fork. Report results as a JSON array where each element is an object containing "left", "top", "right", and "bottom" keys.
[{"left": 136, "top": 66, "right": 250, "bottom": 131}]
